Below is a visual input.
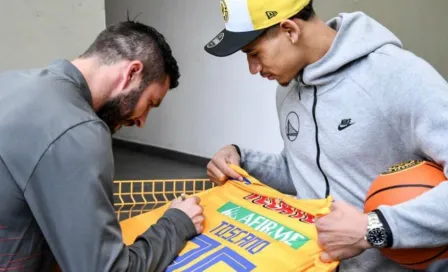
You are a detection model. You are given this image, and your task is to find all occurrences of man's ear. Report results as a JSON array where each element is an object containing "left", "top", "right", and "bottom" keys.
[
  {"left": 279, "top": 19, "right": 301, "bottom": 45},
  {"left": 123, "top": 61, "right": 144, "bottom": 89}
]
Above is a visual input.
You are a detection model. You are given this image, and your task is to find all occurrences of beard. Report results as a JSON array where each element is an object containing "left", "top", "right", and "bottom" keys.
[{"left": 96, "top": 86, "right": 144, "bottom": 134}]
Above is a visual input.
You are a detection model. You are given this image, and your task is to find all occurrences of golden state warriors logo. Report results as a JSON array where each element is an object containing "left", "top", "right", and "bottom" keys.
[{"left": 220, "top": 0, "right": 229, "bottom": 23}]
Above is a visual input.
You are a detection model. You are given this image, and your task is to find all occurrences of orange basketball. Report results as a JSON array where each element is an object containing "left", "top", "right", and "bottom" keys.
[{"left": 364, "top": 160, "right": 448, "bottom": 270}]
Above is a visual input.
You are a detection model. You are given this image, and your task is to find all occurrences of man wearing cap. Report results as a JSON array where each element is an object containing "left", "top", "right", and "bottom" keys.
[{"left": 204, "top": 0, "right": 448, "bottom": 271}]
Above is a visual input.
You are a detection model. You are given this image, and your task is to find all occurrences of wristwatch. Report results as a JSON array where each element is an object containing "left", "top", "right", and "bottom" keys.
[{"left": 364, "top": 212, "right": 389, "bottom": 248}]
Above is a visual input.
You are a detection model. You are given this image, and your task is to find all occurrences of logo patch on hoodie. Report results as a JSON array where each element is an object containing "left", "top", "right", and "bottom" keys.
[
  {"left": 285, "top": 112, "right": 300, "bottom": 141},
  {"left": 338, "top": 119, "right": 355, "bottom": 131}
]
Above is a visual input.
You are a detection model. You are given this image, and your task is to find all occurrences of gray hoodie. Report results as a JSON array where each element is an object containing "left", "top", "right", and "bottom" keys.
[{"left": 239, "top": 11, "right": 448, "bottom": 272}]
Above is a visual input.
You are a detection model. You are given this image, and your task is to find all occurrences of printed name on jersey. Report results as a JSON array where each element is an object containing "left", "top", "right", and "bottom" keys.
[
  {"left": 210, "top": 221, "right": 270, "bottom": 255},
  {"left": 166, "top": 234, "right": 256, "bottom": 272},
  {"left": 218, "top": 202, "right": 309, "bottom": 249},
  {"left": 244, "top": 193, "right": 316, "bottom": 224}
]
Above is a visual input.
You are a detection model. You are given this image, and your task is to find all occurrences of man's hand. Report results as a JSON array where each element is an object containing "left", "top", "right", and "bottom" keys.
[
  {"left": 315, "top": 200, "right": 371, "bottom": 263},
  {"left": 169, "top": 196, "right": 205, "bottom": 234},
  {"left": 207, "top": 145, "right": 243, "bottom": 185}
]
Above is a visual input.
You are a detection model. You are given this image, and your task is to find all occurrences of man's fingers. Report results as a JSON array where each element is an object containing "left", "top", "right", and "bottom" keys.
[
  {"left": 321, "top": 249, "right": 343, "bottom": 263},
  {"left": 184, "top": 196, "right": 201, "bottom": 207},
  {"left": 195, "top": 224, "right": 204, "bottom": 234},
  {"left": 317, "top": 232, "right": 326, "bottom": 248},
  {"left": 215, "top": 158, "right": 242, "bottom": 181},
  {"left": 193, "top": 201, "right": 204, "bottom": 216},
  {"left": 224, "top": 157, "right": 244, "bottom": 181},
  {"left": 193, "top": 215, "right": 205, "bottom": 225},
  {"left": 207, "top": 145, "right": 243, "bottom": 185},
  {"left": 315, "top": 216, "right": 331, "bottom": 231},
  {"left": 320, "top": 252, "right": 335, "bottom": 263},
  {"left": 170, "top": 198, "right": 182, "bottom": 205},
  {"left": 208, "top": 162, "right": 229, "bottom": 183},
  {"left": 207, "top": 169, "right": 223, "bottom": 185},
  {"left": 206, "top": 162, "right": 218, "bottom": 179},
  {"left": 226, "top": 153, "right": 240, "bottom": 166},
  {"left": 192, "top": 195, "right": 201, "bottom": 205},
  {"left": 206, "top": 169, "right": 215, "bottom": 179}
]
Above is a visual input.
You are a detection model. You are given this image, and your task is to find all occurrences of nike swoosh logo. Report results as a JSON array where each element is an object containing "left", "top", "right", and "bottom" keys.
[{"left": 338, "top": 123, "right": 354, "bottom": 131}]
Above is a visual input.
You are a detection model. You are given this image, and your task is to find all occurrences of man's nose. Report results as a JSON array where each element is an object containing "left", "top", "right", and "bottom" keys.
[
  {"left": 247, "top": 55, "right": 261, "bottom": 75},
  {"left": 134, "top": 114, "right": 148, "bottom": 128}
]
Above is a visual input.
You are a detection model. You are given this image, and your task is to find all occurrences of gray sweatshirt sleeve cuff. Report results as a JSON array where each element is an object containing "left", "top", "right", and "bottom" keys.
[
  {"left": 232, "top": 144, "right": 242, "bottom": 159},
  {"left": 376, "top": 182, "right": 448, "bottom": 249},
  {"left": 161, "top": 208, "right": 197, "bottom": 240}
]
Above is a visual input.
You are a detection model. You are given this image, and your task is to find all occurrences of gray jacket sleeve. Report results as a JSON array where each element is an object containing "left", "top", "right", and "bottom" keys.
[
  {"left": 375, "top": 60, "right": 448, "bottom": 249},
  {"left": 23, "top": 120, "right": 197, "bottom": 272},
  {"left": 240, "top": 147, "right": 297, "bottom": 195}
]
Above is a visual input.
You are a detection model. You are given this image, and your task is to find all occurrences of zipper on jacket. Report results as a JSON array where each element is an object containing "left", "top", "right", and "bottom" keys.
[{"left": 312, "top": 86, "right": 331, "bottom": 198}]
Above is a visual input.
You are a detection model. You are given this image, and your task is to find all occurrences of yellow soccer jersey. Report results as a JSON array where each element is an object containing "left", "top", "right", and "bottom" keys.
[{"left": 120, "top": 165, "right": 339, "bottom": 272}]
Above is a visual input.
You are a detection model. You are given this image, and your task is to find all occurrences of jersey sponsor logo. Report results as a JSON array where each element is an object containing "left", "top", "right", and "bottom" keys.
[
  {"left": 210, "top": 221, "right": 270, "bottom": 255},
  {"left": 218, "top": 202, "right": 309, "bottom": 249},
  {"left": 244, "top": 193, "right": 316, "bottom": 224}
]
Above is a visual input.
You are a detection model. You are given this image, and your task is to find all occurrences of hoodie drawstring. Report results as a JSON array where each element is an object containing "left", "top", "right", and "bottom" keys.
[{"left": 312, "top": 86, "right": 331, "bottom": 198}]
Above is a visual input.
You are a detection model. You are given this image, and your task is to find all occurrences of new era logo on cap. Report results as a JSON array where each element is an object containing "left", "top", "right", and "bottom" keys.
[
  {"left": 204, "top": 0, "right": 311, "bottom": 57},
  {"left": 206, "top": 32, "right": 225, "bottom": 49},
  {"left": 266, "top": 11, "right": 278, "bottom": 20}
]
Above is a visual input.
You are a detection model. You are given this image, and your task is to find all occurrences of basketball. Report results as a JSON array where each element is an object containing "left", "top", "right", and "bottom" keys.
[{"left": 364, "top": 160, "right": 448, "bottom": 270}]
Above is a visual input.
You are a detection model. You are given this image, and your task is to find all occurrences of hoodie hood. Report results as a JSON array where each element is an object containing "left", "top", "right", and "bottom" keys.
[{"left": 301, "top": 11, "right": 403, "bottom": 86}]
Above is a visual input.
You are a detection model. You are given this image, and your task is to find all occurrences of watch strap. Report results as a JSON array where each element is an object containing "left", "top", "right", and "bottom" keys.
[
  {"left": 372, "top": 209, "right": 393, "bottom": 248},
  {"left": 367, "top": 212, "right": 382, "bottom": 227}
]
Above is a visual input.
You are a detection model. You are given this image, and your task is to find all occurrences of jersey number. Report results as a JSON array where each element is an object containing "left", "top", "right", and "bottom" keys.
[{"left": 166, "top": 235, "right": 256, "bottom": 271}]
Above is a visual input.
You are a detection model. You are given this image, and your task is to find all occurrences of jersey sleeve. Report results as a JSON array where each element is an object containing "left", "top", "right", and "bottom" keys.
[{"left": 23, "top": 120, "right": 197, "bottom": 272}]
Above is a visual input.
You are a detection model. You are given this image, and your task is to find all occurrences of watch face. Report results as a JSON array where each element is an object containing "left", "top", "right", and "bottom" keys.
[{"left": 367, "top": 228, "right": 387, "bottom": 247}]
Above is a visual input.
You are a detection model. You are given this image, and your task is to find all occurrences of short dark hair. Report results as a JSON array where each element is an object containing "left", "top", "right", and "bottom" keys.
[
  {"left": 292, "top": 0, "right": 315, "bottom": 21},
  {"left": 80, "top": 20, "right": 180, "bottom": 89},
  {"left": 266, "top": 0, "right": 315, "bottom": 37}
]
